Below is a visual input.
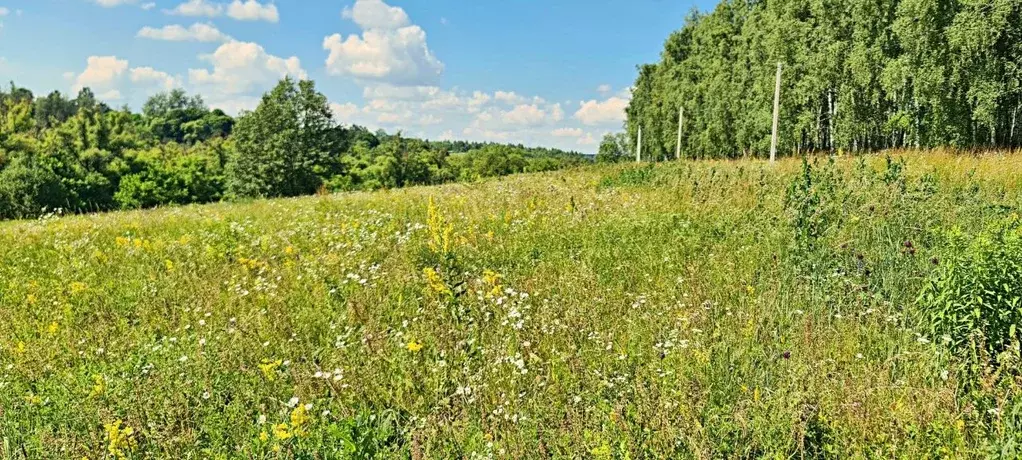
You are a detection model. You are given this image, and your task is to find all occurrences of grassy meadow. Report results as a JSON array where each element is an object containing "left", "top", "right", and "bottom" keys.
[{"left": 3, "top": 151, "right": 1022, "bottom": 458}]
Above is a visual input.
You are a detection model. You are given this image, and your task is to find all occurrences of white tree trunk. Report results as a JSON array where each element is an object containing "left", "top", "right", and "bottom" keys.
[
  {"left": 676, "top": 106, "right": 684, "bottom": 161},
  {"left": 636, "top": 127, "right": 642, "bottom": 163},
  {"left": 770, "top": 62, "right": 782, "bottom": 162}
]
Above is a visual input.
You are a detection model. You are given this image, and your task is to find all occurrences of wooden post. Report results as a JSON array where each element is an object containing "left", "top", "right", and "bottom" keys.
[
  {"left": 770, "top": 62, "right": 782, "bottom": 162},
  {"left": 676, "top": 106, "right": 684, "bottom": 161},
  {"left": 636, "top": 126, "right": 643, "bottom": 163}
]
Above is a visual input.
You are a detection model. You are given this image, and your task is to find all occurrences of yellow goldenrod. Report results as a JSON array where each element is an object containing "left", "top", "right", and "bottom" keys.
[
  {"left": 104, "top": 420, "right": 136, "bottom": 459},
  {"left": 258, "top": 359, "right": 282, "bottom": 381}
]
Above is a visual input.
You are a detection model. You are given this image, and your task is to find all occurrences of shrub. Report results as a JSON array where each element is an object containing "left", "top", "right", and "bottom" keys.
[{"left": 918, "top": 221, "right": 1022, "bottom": 359}]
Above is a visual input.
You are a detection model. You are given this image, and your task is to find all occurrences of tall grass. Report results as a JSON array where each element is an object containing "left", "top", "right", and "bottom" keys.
[{"left": 1, "top": 151, "right": 1021, "bottom": 457}]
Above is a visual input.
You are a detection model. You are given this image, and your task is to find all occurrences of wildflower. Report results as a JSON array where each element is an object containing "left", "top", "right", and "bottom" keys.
[
  {"left": 287, "top": 396, "right": 300, "bottom": 407},
  {"left": 258, "top": 414, "right": 267, "bottom": 424},
  {"left": 258, "top": 431, "right": 269, "bottom": 442},
  {"left": 272, "top": 423, "right": 291, "bottom": 440},
  {"left": 165, "top": 260, "right": 175, "bottom": 272},
  {"left": 70, "top": 282, "right": 88, "bottom": 295},
  {"left": 422, "top": 267, "right": 452, "bottom": 296},
  {"left": 258, "top": 359, "right": 282, "bottom": 381},
  {"left": 104, "top": 420, "right": 136, "bottom": 459},
  {"left": 284, "top": 246, "right": 295, "bottom": 255},
  {"left": 406, "top": 341, "right": 424, "bottom": 353},
  {"left": 289, "top": 404, "right": 311, "bottom": 438},
  {"left": 26, "top": 294, "right": 37, "bottom": 306},
  {"left": 90, "top": 374, "right": 106, "bottom": 398},
  {"left": 47, "top": 322, "right": 59, "bottom": 335}
]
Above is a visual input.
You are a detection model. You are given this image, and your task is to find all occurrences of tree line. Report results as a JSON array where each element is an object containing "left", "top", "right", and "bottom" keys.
[
  {"left": 0, "top": 78, "right": 587, "bottom": 220},
  {"left": 624, "top": 0, "right": 1022, "bottom": 159}
]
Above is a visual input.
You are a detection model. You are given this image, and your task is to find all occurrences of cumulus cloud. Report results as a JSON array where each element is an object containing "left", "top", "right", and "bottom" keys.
[
  {"left": 69, "top": 56, "right": 183, "bottom": 102},
  {"left": 165, "top": 0, "right": 223, "bottom": 17},
  {"left": 72, "top": 56, "right": 129, "bottom": 92},
  {"left": 226, "top": 0, "right": 278, "bottom": 22},
  {"left": 188, "top": 41, "right": 306, "bottom": 96},
  {"left": 342, "top": 0, "right": 409, "bottom": 29},
  {"left": 323, "top": 0, "right": 443, "bottom": 85},
  {"left": 137, "top": 23, "right": 232, "bottom": 42},
  {"left": 92, "top": 0, "right": 139, "bottom": 7},
  {"left": 574, "top": 96, "right": 629, "bottom": 126},
  {"left": 551, "top": 127, "right": 583, "bottom": 137},
  {"left": 130, "top": 67, "right": 181, "bottom": 90}
]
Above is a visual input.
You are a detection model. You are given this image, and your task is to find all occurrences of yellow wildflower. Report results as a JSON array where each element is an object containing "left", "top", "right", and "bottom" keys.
[
  {"left": 70, "top": 282, "right": 88, "bottom": 295},
  {"left": 91, "top": 374, "right": 106, "bottom": 398},
  {"left": 272, "top": 423, "right": 291, "bottom": 440},
  {"left": 422, "top": 267, "right": 451, "bottom": 296},
  {"left": 165, "top": 260, "right": 175, "bottom": 272},
  {"left": 258, "top": 431, "right": 269, "bottom": 442},
  {"left": 115, "top": 236, "right": 129, "bottom": 246},
  {"left": 289, "top": 404, "right": 311, "bottom": 438},
  {"left": 104, "top": 420, "right": 136, "bottom": 459},
  {"left": 15, "top": 341, "right": 26, "bottom": 355},
  {"left": 284, "top": 245, "right": 295, "bottom": 256},
  {"left": 258, "top": 359, "right": 282, "bottom": 381},
  {"left": 406, "top": 341, "right": 424, "bottom": 353},
  {"left": 26, "top": 294, "right": 37, "bottom": 306},
  {"left": 47, "top": 322, "right": 59, "bottom": 335}
]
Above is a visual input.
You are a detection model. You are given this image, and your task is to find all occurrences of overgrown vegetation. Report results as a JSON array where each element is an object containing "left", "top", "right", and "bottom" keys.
[
  {"left": 3, "top": 151, "right": 1022, "bottom": 457},
  {"left": 0, "top": 78, "right": 587, "bottom": 220},
  {"left": 625, "top": 0, "right": 1022, "bottom": 158}
]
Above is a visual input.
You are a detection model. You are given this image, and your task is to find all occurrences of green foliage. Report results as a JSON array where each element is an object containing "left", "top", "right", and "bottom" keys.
[
  {"left": 0, "top": 79, "right": 586, "bottom": 220},
  {"left": 628, "top": 0, "right": 1022, "bottom": 158},
  {"left": 918, "top": 220, "right": 1022, "bottom": 359}
]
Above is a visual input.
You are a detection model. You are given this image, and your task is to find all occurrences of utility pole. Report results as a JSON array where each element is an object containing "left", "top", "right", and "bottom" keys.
[
  {"left": 636, "top": 126, "right": 643, "bottom": 163},
  {"left": 770, "top": 62, "right": 782, "bottom": 162},
  {"left": 676, "top": 106, "right": 684, "bottom": 161}
]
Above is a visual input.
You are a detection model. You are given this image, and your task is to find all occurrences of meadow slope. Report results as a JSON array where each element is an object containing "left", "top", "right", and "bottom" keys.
[{"left": 2, "top": 152, "right": 1022, "bottom": 458}]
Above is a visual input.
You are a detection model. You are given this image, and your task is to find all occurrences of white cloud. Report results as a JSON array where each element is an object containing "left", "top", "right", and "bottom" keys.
[
  {"left": 323, "top": 0, "right": 443, "bottom": 85},
  {"left": 574, "top": 96, "right": 629, "bottom": 126},
  {"left": 501, "top": 104, "right": 548, "bottom": 127},
  {"left": 73, "top": 56, "right": 129, "bottom": 92},
  {"left": 342, "top": 0, "right": 409, "bottom": 30},
  {"left": 166, "top": 0, "right": 224, "bottom": 17},
  {"left": 188, "top": 41, "right": 306, "bottom": 97},
  {"left": 597, "top": 84, "right": 612, "bottom": 95},
  {"left": 137, "top": 23, "right": 232, "bottom": 42},
  {"left": 494, "top": 91, "right": 524, "bottom": 105},
  {"left": 330, "top": 102, "right": 361, "bottom": 119},
  {"left": 578, "top": 132, "right": 599, "bottom": 145},
  {"left": 69, "top": 56, "right": 184, "bottom": 103},
  {"left": 130, "top": 67, "right": 181, "bottom": 90},
  {"left": 226, "top": 0, "right": 278, "bottom": 22},
  {"left": 551, "top": 127, "right": 583, "bottom": 137},
  {"left": 92, "top": 0, "right": 138, "bottom": 7},
  {"left": 142, "top": 3, "right": 156, "bottom": 10},
  {"left": 0, "top": 7, "right": 8, "bottom": 16}
]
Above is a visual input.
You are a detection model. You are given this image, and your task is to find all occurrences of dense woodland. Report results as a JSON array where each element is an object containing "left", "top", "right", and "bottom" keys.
[
  {"left": 625, "top": 0, "right": 1022, "bottom": 159},
  {"left": 0, "top": 78, "right": 586, "bottom": 220}
]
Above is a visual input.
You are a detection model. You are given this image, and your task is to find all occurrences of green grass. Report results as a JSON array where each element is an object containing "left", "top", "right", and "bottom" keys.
[{"left": 2, "top": 151, "right": 1022, "bottom": 458}]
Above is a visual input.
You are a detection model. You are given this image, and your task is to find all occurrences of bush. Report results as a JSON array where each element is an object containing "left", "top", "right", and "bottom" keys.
[{"left": 918, "top": 221, "right": 1022, "bottom": 359}]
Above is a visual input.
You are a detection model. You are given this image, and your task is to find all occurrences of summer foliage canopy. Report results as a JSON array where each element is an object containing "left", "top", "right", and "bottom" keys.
[
  {"left": 0, "top": 78, "right": 586, "bottom": 221},
  {"left": 625, "top": 0, "right": 1022, "bottom": 159}
]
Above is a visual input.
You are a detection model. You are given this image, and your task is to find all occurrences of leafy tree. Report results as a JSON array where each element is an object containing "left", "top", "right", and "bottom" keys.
[{"left": 226, "top": 77, "right": 337, "bottom": 198}]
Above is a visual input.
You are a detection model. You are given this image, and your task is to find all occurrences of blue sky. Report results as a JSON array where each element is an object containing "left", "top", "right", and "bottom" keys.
[{"left": 0, "top": 0, "right": 708, "bottom": 152}]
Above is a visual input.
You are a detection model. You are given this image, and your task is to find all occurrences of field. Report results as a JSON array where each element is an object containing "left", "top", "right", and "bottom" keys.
[{"left": 2, "top": 151, "right": 1022, "bottom": 458}]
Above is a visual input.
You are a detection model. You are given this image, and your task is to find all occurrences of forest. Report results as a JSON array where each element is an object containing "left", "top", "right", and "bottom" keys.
[
  {"left": 625, "top": 0, "right": 1022, "bottom": 159},
  {"left": 0, "top": 78, "right": 587, "bottom": 220}
]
